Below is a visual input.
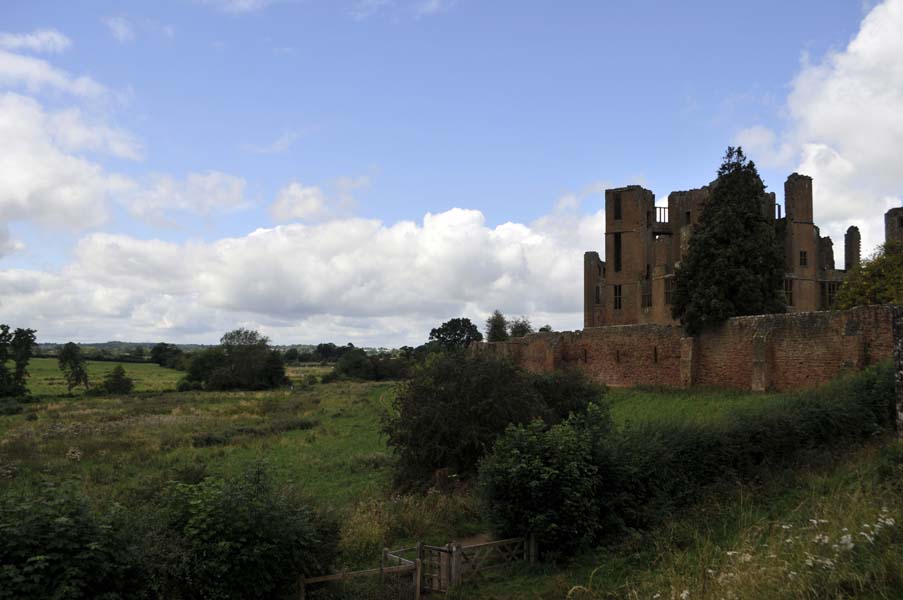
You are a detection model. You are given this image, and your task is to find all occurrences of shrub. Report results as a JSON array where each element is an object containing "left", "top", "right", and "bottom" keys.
[
  {"left": 143, "top": 465, "right": 339, "bottom": 599},
  {"left": 533, "top": 368, "right": 607, "bottom": 424},
  {"left": 479, "top": 409, "right": 608, "bottom": 558},
  {"left": 478, "top": 363, "right": 897, "bottom": 556},
  {"left": 382, "top": 352, "right": 547, "bottom": 483},
  {"left": 0, "top": 481, "right": 137, "bottom": 599},
  {"left": 102, "top": 365, "right": 134, "bottom": 395}
]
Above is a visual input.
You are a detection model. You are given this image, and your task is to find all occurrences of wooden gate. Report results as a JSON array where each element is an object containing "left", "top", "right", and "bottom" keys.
[{"left": 419, "top": 543, "right": 453, "bottom": 593}]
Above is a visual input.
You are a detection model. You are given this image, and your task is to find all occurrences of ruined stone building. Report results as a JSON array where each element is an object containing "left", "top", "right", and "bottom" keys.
[{"left": 583, "top": 173, "right": 901, "bottom": 327}]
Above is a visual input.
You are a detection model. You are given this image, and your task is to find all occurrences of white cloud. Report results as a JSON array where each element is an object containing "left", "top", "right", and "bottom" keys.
[
  {"left": 0, "top": 49, "right": 106, "bottom": 97},
  {"left": 127, "top": 171, "right": 248, "bottom": 225},
  {"left": 0, "top": 206, "right": 603, "bottom": 345},
  {"left": 0, "top": 93, "right": 131, "bottom": 231},
  {"left": 270, "top": 182, "right": 329, "bottom": 222},
  {"left": 735, "top": 0, "right": 903, "bottom": 265},
  {"left": 102, "top": 17, "right": 136, "bottom": 43},
  {"left": 245, "top": 130, "right": 300, "bottom": 154},
  {"left": 47, "top": 107, "right": 143, "bottom": 160},
  {"left": 0, "top": 29, "right": 71, "bottom": 53},
  {"left": 351, "top": 0, "right": 394, "bottom": 20},
  {"left": 413, "top": 0, "right": 457, "bottom": 17}
]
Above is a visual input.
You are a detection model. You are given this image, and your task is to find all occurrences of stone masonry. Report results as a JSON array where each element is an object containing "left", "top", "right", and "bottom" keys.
[
  {"left": 584, "top": 173, "right": 899, "bottom": 328},
  {"left": 477, "top": 305, "right": 899, "bottom": 393}
]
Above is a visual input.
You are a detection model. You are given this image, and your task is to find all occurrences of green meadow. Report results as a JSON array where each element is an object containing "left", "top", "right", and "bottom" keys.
[{"left": 3, "top": 360, "right": 901, "bottom": 598}]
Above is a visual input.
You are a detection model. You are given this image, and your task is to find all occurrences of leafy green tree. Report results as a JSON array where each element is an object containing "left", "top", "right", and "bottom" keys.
[
  {"left": 102, "top": 365, "right": 134, "bottom": 395},
  {"left": 671, "top": 147, "right": 785, "bottom": 334},
  {"left": 538, "top": 324, "right": 553, "bottom": 332},
  {"left": 836, "top": 242, "right": 903, "bottom": 309},
  {"left": 485, "top": 310, "right": 509, "bottom": 342},
  {"left": 183, "top": 329, "right": 286, "bottom": 390},
  {"left": 428, "top": 317, "right": 483, "bottom": 351},
  {"left": 508, "top": 316, "right": 534, "bottom": 338},
  {"left": 284, "top": 347, "right": 300, "bottom": 363},
  {"left": 150, "top": 342, "right": 185, "bottom": 369},
  {"left": 58, "top": 342, "right": 89, "bottom": 393},
  {"left": 0, "top": 325, "right": 36, "bottom": 398},
  {"left": 382, "top": 352, "right": 546, "bottom": 482}
]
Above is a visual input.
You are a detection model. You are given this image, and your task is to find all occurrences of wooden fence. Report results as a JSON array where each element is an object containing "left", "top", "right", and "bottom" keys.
[{"left": 299, "top": 535, "right": 535, "bottom": 598}]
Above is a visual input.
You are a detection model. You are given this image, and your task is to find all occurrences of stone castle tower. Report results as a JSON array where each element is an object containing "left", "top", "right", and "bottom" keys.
[{"left": 584, "top": 173, "right": 895, "bottom": 328}]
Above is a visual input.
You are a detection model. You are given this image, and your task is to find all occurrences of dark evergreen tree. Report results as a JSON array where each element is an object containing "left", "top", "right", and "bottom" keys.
[
  {"left": 102, "top": 365, "right": 134, "bottom": 395},
  {"left": 428, "top": 317, "right": 483, "bottom": 351},
  {"left": 671, "top": 147, "right": 785, "bottom": 334},
  {"left": 485, "top": 310, "right": 509, "bottom": 342}
]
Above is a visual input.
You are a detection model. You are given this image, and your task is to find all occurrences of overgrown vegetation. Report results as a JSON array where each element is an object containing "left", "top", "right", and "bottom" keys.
[
  {"left": 0, "top": 466, "right": 339, "bottom": 600},
  {"left": 837, "top": 240, "right": 903, "bottom": 309},
  {"left": 381, "top": 352, "right": 605, "bottom": 484},
  {"left": 479, "top": 363, "right": 896, "bottom": 557},
  {"left": 672, "top": 147, "right": 786, "bottom": 334}
]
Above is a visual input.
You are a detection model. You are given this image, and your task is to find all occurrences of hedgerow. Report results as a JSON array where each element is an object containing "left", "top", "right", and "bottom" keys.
[{"left": 479, "top": 363, "right": 896, "bottom": 556}]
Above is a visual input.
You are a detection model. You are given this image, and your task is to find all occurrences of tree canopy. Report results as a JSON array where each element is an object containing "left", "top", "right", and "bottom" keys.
[
  {"left": 485, "top": 310, "right": 509, "bottom": 342},
  {"left": 0, "top": 325, "right": 36, "bottom": 398},
  {"left": 428, "top": 317, "right": 483, "bottom": 351},
  {"left": 671, "top": 147, "right": 785, "bottom": 334},
  {"left": 836, "top": 242, "right": 903, "bottom": 309},
  {"left": 58, "top": 342, "right": 90, "bottom": 393},
  {"left": 508, "top": 317, "right": 534, "bottom": 338}
]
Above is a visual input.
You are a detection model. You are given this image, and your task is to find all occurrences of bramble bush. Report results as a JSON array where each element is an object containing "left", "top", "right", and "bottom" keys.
[
  {"left": 0, "top": 482, "right": 137, "bottom": 600},
  {"left": 479, "top": 363, "right": 897, "bottom": 557},
  {"left": 1, "top": 466, "right": 339, "bottom": 600},
  {"left": 141, "top": 465, "right": 339, "bottom": 599}
]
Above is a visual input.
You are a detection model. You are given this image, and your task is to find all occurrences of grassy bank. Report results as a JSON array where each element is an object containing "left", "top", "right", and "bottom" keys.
[{"left": 462, "top": 436, "right": 903, "bottom": 599}]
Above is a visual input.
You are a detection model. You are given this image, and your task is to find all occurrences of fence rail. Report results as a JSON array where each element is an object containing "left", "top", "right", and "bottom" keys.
[{"left": 299, "top": 535, "right": 535, "bottom": 598}]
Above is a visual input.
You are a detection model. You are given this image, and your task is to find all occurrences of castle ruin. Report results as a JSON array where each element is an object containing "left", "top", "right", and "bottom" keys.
[{"left": 583, "top": 173, "right": 901, "bottom": 327}]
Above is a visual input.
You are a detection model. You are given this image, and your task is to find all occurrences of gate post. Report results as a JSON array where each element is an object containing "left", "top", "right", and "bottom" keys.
[
  {"left": 528, "top": 534, "right": 537, "bottom": 564},
  {"left": 414, "top": 559, "right": 422, "bottom": 600},
  {"left": 298, "top": 577, "right": 305, "bottom": 600},
  {"left": 893, "top": 306, "right": 903, "bottom": 437}
]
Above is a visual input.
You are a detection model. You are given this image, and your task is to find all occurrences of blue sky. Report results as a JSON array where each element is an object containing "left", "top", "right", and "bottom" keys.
[{"left": 1, "top": 0, "right": 901, "bottom": 345}]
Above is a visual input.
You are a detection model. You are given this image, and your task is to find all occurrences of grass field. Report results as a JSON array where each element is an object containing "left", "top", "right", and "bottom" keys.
[
  {"left": 608, "top": 386, "right": 784, "bottom": 426},
  {"left": 20, "top": 357, "right": 184, "bottom": 396},
  {"left": 4, "top": 366, "right": 899, "bottom": 595}
]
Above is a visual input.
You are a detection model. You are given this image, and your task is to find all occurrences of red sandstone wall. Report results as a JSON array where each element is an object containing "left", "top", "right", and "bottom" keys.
[{"left": 478, "top": 305, "right": 897, "bottom": 392}]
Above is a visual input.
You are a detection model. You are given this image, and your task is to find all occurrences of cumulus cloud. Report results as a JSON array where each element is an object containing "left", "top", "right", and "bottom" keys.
[
  {"left": 0, "top": 49, "right": 106, "bottom": 97},
  {"left": 0, "top": 29, "right": 71, "bottom": 53},
  {"left": 102, "top": 17, "right": 136, "bottom": 43},
  {"left": 0, "top": 206, "right": 604, "bottom": 345},
  {"left": 0, "top": 93, "right": 131, "bottom": 230},
  {"left": 126, "top": 171, "right": 248, "bottom": 225},
  {"left": 270, "top": 183, "right": 329, "bottom": 222},
  {"left": 734, "top": 0, "right": 903, "bottom": 265}
]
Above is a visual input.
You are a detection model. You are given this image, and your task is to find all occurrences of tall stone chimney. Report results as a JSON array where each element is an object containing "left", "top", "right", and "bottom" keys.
[{"left": 845, "top": 226, "right": 861, "bottom": 270}]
